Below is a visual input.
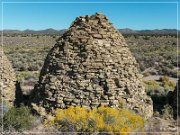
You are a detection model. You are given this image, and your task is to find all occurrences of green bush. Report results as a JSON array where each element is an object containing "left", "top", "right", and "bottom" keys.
[
  {"left": 3, "top": 105, "right": 34, "bottom": 131},
  {"left": 162, "top": 104, "right": 173, "bottom": 118},
  {"left": 17, "top": 71, "right": 31, "bottom": 81},
  {"left": 27, "top": 64, "right": 39, "bottom": 71},
  {"left": 144, "top": 80, "right": 161, "bottom": 93},
  {"left": 160, "top": 76, "right": 176, "bottom": 91},
  {"left": 160, "top": 76, "right": 170, "bottom": 83}
]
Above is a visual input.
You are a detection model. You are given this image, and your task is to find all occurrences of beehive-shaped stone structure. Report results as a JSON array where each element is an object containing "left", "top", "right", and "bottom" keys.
[
  {"left": 0, "top": 48, "right": 16, "bottom": 106},
  {"left": 31, "top": 13, "right": 153, "bottom": 118}
]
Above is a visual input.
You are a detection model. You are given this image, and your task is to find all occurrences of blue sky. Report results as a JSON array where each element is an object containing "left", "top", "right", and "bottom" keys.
[{"left": 0, "top": 0, "right": 179, "bottom": 30}]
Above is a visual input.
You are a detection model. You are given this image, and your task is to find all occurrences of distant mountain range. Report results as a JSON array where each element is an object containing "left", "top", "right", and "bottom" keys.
[
  {"left": 1, "top": 28, "right": 66, "bottom": 35},
  {"left": 119, "top": 28, "right": 178, "bottom": 34},
  {"left": 1, "top": 28, "right": 178, "bottom": 35}
]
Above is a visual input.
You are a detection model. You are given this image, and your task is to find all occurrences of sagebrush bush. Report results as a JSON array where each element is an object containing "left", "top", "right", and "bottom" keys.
[
  {"left": 162, "top": 104, "right": 173, "bottom": 118},
  {"left": 160, "top": 76, "right": 170, "bottom": 83},
  {"left": 45, "top": 106, "right": 144, "bottom": 134},
  {"left": 3, "top": 105, "right": 34, "bottom": 131},
  {"left": 27, "top": 64, "right": 39, "bottom": 71},
  {"left": 160, "top": 76, "right": 176, "bottom": 91},
  {"left": 144, "top": 80, "right": 161, "bottom": 93}
]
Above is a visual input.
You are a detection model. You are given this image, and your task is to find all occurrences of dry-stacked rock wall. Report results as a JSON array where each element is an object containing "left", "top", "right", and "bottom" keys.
[
  {"left": 0, "top": 48, "right": 16, "bottom": 106},
  {"left": 31, "top": 13, "right": 153, "bottom": 118}
]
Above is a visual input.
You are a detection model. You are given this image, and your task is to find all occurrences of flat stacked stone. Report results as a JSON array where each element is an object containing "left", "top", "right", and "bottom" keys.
[
  {"left": 0, "top": 47, "right": 16, "bottom": 106},
  {"left": 30, "top": 13, "right": 153, "bottom": 118}
]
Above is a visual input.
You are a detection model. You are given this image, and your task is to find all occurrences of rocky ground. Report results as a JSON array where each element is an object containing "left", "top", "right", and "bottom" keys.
[{"left": 145, "top": 117, "right": 179, "bottom": 134}]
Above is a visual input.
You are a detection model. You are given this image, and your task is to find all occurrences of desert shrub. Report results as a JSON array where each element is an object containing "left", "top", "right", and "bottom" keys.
[
  {"left": 3, "top": 105, "right": 34, "bottom": 131},
  {"left": 17, "top": 71, "right": 32, "bottom": 81},
  {"left": 27, "top": 64, "right": 39, "bottom": 71},
  {"left": 143, "top": 36, "right": 150, "bottom": 40},
  {"left": 144, "top": 80, "right": 161, "bottom": 93},
  {"left": 164, "top": 83, "right": 175, "bottom": 92},
  {"left": 128, "top": 34, "right": 178, "bottom": 77},
  {"left": 172, "top": 42, "right": 176, "bottom": 45},
  {"left": 161, "top": 67, "right": 177, "bottom": 78},
  {"left": 166, "top": 64, "right": 174, "bottom": 69},
  {"left": 160, "top": 76, "right": 170, "bottom": 82},
  {"left": 46, "top": 106, "right": 144, "bottom": 134},
  {"left": 52, "top": 35, "right": 56, "bottom": 38},
  {"left": 139, "top": 64, "right": 146, "bottom": 72},
  {"left": 19, "top": 64, "right": 28, "bottom": 71},
  {"left": 162, "top": 104, "right": 173, "bottom": 118},
  {"left": 142, "top": 72, "right": 151, "bottom": 77},
  {"left": 160, "top": 76, "right": 176, "bottom": 91},
  {"left": 144, "top": 77, "right": 176, "bottom": 115}
]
